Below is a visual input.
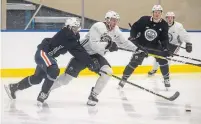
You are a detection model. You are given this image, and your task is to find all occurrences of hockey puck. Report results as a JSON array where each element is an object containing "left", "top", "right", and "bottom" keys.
[
  {"left": 185, "top": 104, "right": 191, "bottom": 112},
  {"left": 186, "top": 109, "right": 191, "bottom": 112}
]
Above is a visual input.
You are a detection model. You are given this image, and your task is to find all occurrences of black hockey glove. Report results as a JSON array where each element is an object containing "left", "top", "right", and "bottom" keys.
[
  {"left": 88, "top": 58, "right": 100, "bottom": 72},
  {"left": 128, "top": 37, "right": 148, "bottom": 57},
  {"left": 163, "top": 49, "right": 172, "bottom": 57},
  {"left": 128, "top": 36, "right": 140, "bottom": 45},
  {"left": 128, "top": 36, "right": 136, "bottom": 42},
  {"left": 136, "top": 46, "right": 148, "bottom": 57},
  {"left": 105, "top": 42, "right": 118, "bottom": 52},
  {"left": 186, "top": 42, "right": 192, "bottom": 53},
  {"left": 100, "top": 33, "right": 118, "bottom": 52}
]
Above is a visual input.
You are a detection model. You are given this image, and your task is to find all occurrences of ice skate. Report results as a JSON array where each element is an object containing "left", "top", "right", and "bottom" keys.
[
  {"left": 37, "top": 91, "right": 49, "bottom": 108},
  {"left": 118, "top": 80, "right": 126, "bottom": 90},
  {"left": 163, "top": 79, "right": 171, "bottom": 91},
  {"left": 36, "top": 101, "right": 49, "bottom": 109},
  {"left": 148, "top": 70, "right": 157, "bottom": 77},
  {"left": 4, "top": 84, "right": 18, "bottom": 100},
  {"left": 87, "top": 87, "right": 99, "bottom": 106}
]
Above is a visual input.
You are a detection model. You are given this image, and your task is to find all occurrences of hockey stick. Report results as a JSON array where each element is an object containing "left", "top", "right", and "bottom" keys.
[
  {"left": 119, "top": 47, "right": 201, "bottom": 67},
  {"left": 100, "top": 70, "right": 180, "bottom": 101},
  {"left": 119, "top": 47, "right": 135, "bottom": 52},
  {"left": 177, "top": 46, "right": 186, "bottom": 49},
  {"left": 139, "top": 47, "right": 201, "bottom": 63},
  {"left": 145, "top": 47, "right": 201, "bottom": 62},
  {"left": 128, "top": 23, "right": 132, "bottom": 28},
  {"left": 146, "top": 47, "right": 201, "bottom": 63},
  {"left": 172, "top": 54, "right": 201, "bottom": 62},
  {"left": 150, "top": 54, "right": 201, "bottom": 67}
]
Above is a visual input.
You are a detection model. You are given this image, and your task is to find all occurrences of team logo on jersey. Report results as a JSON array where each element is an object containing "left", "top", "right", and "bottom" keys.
[
  {"left": 144, "top": 29, "right": 158, "bottom": 41},
  {"left": 135, "top": 56, "right": 138, "bottom": 59},
  {"left": 100, "top": 33, "right": 112, "bottom": 43},
  {"left": 168, "top": 33, "right": 173, "bottom": 42},
  {"left": 48, "top": 45, "right": 64, "bottom": 56}
]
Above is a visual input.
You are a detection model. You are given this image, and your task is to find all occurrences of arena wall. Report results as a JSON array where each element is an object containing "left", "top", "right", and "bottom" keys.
[
  {"left": 1, "top": 30, "right": 201, "bottom": 77},
  {"left": 25, "top": 0, "right": 201, "bottom": 30}
]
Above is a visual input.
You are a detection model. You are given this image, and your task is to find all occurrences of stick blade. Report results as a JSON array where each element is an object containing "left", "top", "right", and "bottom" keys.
[{"left": 168, "top": 91, "right": 180, "bottom": 101}]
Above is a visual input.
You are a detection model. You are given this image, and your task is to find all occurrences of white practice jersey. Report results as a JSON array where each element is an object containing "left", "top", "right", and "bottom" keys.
[
  {"left": 80, "top": 22, "right": 137, "bottom": 56},
  {"left": 168, "top": 21, "right": 190, "bottom": 45}
]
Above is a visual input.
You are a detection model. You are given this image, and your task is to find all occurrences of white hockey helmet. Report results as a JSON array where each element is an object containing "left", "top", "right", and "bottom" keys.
[
  {"left": 105, "top": 10, "right": 120, "bottom": 20},
  {"left": 65, "top": 17, "right": 81, "bottom": 31},
  {"left": 152, "top": 5, "right": 163, "bottom": 11},
  {"left": 165, "top": 12, "right": 175, "bottom": 17}
]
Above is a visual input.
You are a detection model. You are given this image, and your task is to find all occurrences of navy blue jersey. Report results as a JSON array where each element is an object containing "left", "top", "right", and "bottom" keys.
[
  {"left": 130, "top": 16, "right": 169, "bottom": 50},
  {"left": 37, "top": 27, "right": 80, "bottom": 58}
]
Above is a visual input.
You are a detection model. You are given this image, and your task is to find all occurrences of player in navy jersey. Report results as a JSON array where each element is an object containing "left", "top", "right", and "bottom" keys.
[
  {"left": 148, "top": 12, "right": 192, "bottom": 77},
  {"left": 118, "top": 5, "right": 172, "bottom": 90},
  {"left": 4, "top": 17, "right": 99, "bottom": 107}
]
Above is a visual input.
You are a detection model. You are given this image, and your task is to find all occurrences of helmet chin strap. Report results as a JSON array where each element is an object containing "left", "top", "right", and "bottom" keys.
[
  {"left": 70, "top": 26, "right": 80, "bottom": 34},
  {"left": 105, "top": 21, "right": 112, "bottom": 31},
  {"left": 153, "top": 18, "right": 162, "bottom": 23},
  {"left": 168, "top": 21, "right": 174, "bottom": 27},
  {"left": 153, "top": 19, "right": 160, "bottom": 23},
  {"left": 152, "top": 15, "right": 162, "bottom": 23},
  {"left": 152, "top": 12, "right": 162, "bottom": 23}
]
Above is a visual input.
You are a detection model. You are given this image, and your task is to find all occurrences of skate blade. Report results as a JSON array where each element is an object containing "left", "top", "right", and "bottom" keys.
[
  {"left": 36, "top": 101, "right": 49, "bottom": 108},
  {"left": 87, "top": 100, "right": 97, "bottom": 106},
  {"left": 117, "top": 86, "right": 123, "bottom": 90},
  {"left": 165, "top": 86, "right": 171, "bottom": 91},
  {"left": 148, "top": 74, "right": 155, "bottom": 77},
  {"left": 36, "top": 101, "right": 44, "bottom": 110},
  {"left": 4, "top": 85, "right": 15, "bottom": 100}
]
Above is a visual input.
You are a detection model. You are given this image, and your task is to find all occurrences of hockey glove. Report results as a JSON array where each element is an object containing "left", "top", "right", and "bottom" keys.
[
  {"left": 105, "top": 42, "right": 118, "bottom": 52},
  {"left": 186, "top": 42, "right": 192, "bottom": 53},
  {"left": 88, "top": 58, "right": 100, "bottom": 72},
  {"left": 136, "top": 46, "right": 148, "bottom": 57},
  {"left": 163, "top": 49, "right": 172, "bottom": 57},
  {"left": 128, "top": 37, "right": 148, "bottom": 57},
  {"left": 128, "top": 36, "right": 140, "bottom": 45},
  {"left": 128, "top": 36, "right": 136, "bottom": 42}
]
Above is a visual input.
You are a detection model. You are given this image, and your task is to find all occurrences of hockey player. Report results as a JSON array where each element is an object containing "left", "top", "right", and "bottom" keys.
[
  {"left": 148, "top": 11, "right": 192, "bottom": 76},
  {"left": 4, "top": 17, "right": 99, "bottom": 107},
  {"left": 50, "top": 11, "right": 144, "bottom": 106},
  {"left": 118, "top": 5, "right": 172, "bottom": 89}
]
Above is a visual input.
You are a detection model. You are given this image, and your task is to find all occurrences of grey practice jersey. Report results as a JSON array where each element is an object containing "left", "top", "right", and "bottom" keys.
[
  {"left": 168, "top": 21, "right": 190, "bottom": 46},
  {"left": 80, "top": 22, "right": 138, "bottom": 56}
]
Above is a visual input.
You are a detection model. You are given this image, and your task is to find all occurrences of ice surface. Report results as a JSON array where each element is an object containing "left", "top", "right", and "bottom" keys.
[{"left": 1, "top": 73, "right": 201, "bottom": 124}]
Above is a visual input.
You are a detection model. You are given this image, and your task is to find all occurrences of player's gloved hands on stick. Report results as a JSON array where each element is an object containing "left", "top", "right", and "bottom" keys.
[
  {"left": 102, "top": 34, "right": 118, "bottom": 52},
  {"left": 136, "top": 46, "right": 148, "bottom": 57},
  {"left": 163, "top": 49, "right": 173, "bottom": 57},
  {"left": 88, "top": 58, "right": 100, "bottom": 72},
  {"left": 128, "top": 36, "right": 140, "bottom": 45},
  {"left": 105, "top": 41, "right": 118, "bottom": 52},
  {"left": 128, "top": 36, "right": 136, "bottom": 42},
  {"left": 128, "top": 37, "right": 148, "bottom": 57},
  {"left": 186, "top": 42, "right": 192, "bottom": 53}
]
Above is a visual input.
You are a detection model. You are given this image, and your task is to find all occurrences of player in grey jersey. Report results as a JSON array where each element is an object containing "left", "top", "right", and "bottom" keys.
[{"left": 50, "top": 11, "right": 145, "bottom": 106}]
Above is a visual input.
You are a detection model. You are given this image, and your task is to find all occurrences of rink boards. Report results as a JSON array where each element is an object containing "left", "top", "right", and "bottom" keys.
[{"left": 1, "top": 30, "right": 201, "bottom": 77}]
